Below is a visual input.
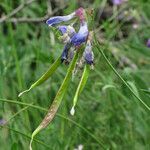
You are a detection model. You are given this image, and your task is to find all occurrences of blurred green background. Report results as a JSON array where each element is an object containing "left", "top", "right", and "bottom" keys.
[{"left": 0, "top": 0, "right": 150, "bottom": 149}]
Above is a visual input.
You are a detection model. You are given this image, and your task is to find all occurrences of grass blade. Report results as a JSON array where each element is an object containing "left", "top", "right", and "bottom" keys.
[
  {"left": 70, "top": 64, "right": 90, "bottom": 115},
  {"left": 0, "top": 98, "right": 105, "bottom": 149},
  {"left": 140, "top": 89, "right": 150, "bottom": 95},
  {"left": 5, "top": 104, "right": 32, "bottom": 124},
  {"left": 18, "top": 56, "right": 61, "bottom": 97},
  {"left": 95, "top": 40, "right": 150, "bottom": 111},
  {"left": 0, "top": 126, "right": 51, "bottom": 149},
  {"left": 29, "top": 51, "right": 78, "bottom": 150}
]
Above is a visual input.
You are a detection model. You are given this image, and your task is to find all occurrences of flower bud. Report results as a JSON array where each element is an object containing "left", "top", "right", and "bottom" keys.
[{"left": 83, "top": 42, "right": 94, "bottom": 65}]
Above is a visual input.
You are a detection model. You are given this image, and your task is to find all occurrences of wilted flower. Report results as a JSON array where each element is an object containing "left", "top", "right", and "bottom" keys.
[
  {"left": 84, "top": 42, "right": 94, "bottom": 65},
  {"left": 146, "top": 39, "right": 150, "bottom": 48},
  {"left": 83, "top": 32, "right": 94, "bottom": 65}
]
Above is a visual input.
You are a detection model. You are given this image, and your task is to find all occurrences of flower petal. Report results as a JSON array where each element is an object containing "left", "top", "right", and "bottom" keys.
[
  {"left": 58, "top": 25, "right": 76, "bottom": 36},
  {"left": 61, "top": 43, "right": 72, "bottom": 62},
  {"left": 46, "top": 12, "right": 75, "bottom": 26},
  {"left": 58, "top": 26, "right": 67, "bottom": 34},
  {"left": 71, "top": 22, "right": 88, "bottom": 46},
  {"left": 84, "top": 42, "right": 94, "bottom": 64},
  {"left": 75, "top": 7, "right": 86, "bottom": 22}
]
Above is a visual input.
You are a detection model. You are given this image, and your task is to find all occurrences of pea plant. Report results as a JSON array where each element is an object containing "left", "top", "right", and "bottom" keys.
[
  {"left": 18, "top": 7, "right": 150, "bottom": 150},
  {"left": 18, "top": 7, "right": 95, "bottom": 150}
]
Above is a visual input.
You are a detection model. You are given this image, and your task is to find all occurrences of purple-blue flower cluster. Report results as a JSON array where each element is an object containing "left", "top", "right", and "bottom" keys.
[{"left": 46, "top": 7, "right": 94, "bottom": 65}]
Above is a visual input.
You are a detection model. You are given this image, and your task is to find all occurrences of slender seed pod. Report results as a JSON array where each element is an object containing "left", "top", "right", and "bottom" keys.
[
  {"left": 70, "top": 64, "right": 89, "bottom": 115},
  {"left": 29, "top": 51, "right": 79, "bottom": 150},
  {"left": 18, "top": 56, "right": 61, "bottom": 97}
]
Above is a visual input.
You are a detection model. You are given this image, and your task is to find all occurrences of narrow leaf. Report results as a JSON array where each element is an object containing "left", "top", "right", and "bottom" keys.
[
  {"left": 29, "top": 51, "right": 78, "bottom": 150},
  {"left": 18, "top": 56, "right": 61, "bottom": 97},
  {"left": 70, "top": 64, "right": 89, "bottom": 115},
  {"left": 0, "top": 98, "right": 105, "bottom": 148},
  {"left": 95, "top": 40, "right": 150, "bottom": 111},
  {"left": 140, "top": 89, "right": 150, "bottom": 95}
]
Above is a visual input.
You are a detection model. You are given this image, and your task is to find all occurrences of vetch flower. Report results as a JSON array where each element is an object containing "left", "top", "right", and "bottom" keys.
[
  {"left": 71, "top": 8, "right": 88, "bottom": 46},
  {"left": 58, "top": 25, "right": 76, "bottom": 36},
  {"left": 46, "top": 12, "right": 75, "bottom": 26},
  {"left": 46, "top": 7, "right": 86, "bottom": 27},
  {"left": 83, "top": 32, "right": 94, "bottom": 65},
  {"left": 112, "top": 0, "right": 123, "bottom": 5},
  {"left": 71, "top": 21, "right": 88, "bottom": 46},
  {"left": 58, "top": 25, "right": 67, "bottom": 34},
  {"left": 75, "top": 7, "right": 86, "bottom": 23},
  {"left": 84, "top": 42, "right": 94, "bottom": 65},
  {"left": 58, "top": 25, "right": 76, "bottom": 43},
  {"left": 146, "top": 39, "right": 150, "bottom": 48},
  {"left": 61, "top": 43, "right": 72, "bottom": 62},
  {"left": 28, "top": 7, "right": 95, "bottom": 150}
]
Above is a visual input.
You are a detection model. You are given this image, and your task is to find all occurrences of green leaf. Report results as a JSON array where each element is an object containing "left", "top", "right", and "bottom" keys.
[
  {"left": 18, "top": 56, "right": 61, "bottom": 97},
  {"left": 70, "top": 64, "right": 89, "bottom": 115},
  {"left": 29, "top": 51, "right": 79, "bottom": 150}
]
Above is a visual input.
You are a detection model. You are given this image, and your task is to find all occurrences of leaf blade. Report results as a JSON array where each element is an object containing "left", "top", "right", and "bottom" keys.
[{"left": 18, "top": 56, "right": 61, "bottom": 97}]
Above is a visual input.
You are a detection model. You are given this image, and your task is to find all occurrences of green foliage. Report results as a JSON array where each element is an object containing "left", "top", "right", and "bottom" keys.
[
  {"left": 18, "top": 56, "right": 61, "bottom": 97},
  {"left": 30, "top": 50, "right": 79, "bottom": 150},
  {"left": 0, "top": 0, "right": 150, "bottom": 150}
]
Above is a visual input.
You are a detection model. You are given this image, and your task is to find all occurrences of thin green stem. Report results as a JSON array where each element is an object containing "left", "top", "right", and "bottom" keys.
[
  {"left": 6, "top": 104, "right": 32, "bottom": 123},
  {"left": 95, "top": 41, "right": 150, "bottom": 111},
  {"left": 0, "top": 98, "right": 105, "bottom": 148},
  {"left": 0, "top": 126, "right": 51, "bottom": 149}
]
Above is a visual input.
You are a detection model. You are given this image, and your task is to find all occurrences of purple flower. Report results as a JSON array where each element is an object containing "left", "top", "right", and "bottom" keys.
[
  {"left": 46, "top": 12, "right": 75, "bottom": 26},
  {"left": 58, "top": 25, "right": 76, "bottom": 37},
  {"left": 112, "top": 0, "right": 123, "bottom": 5},
  {"left": 75, "top": 7, "right": 86, "bottom": 23},
  {"left": 58, "top": 26, "right": 67, "bottom": 34},
  {"left": 58, "top": 26, "right": 76, "bottom": 44},
  {"left": 71, "top": 22, "right": 88, "bottom": 46},
  {"left": 61, "top": 43, "right": 71, "bottom": 62},
  {"left": 83, "top": 42, "right": 94, "bottom": 65},
  {"left": 146, "top": 39, "right": 150, "bottom": 48}
]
